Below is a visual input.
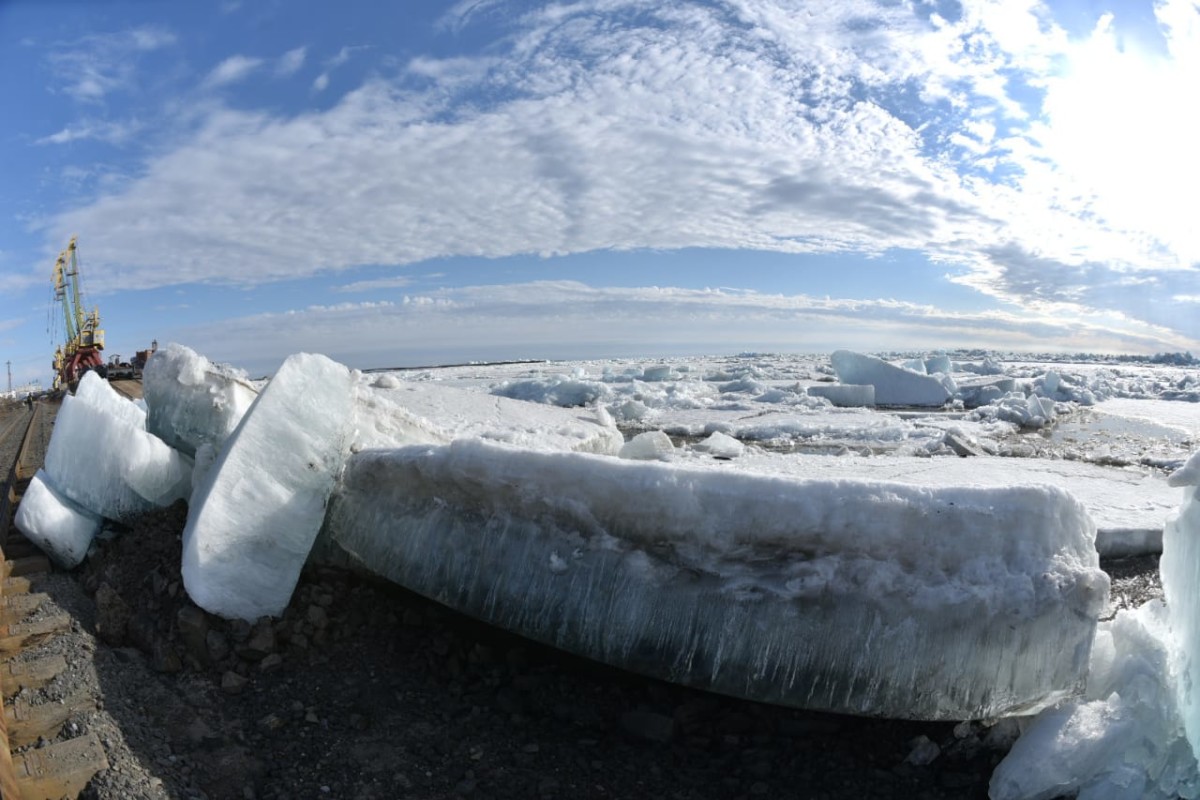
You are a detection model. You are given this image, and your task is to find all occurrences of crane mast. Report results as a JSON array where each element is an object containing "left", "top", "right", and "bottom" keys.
[{"left": 50, "top": 236, "right": 104, "bottom": 390}]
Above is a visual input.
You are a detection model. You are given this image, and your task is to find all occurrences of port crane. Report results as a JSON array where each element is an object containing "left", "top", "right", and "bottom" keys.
[{"left": 51, "top": 236, "right": 105, "bottom": 390}]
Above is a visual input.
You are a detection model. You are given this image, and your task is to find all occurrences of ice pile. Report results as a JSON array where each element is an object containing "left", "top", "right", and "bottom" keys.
[{"left": 323, "top": 440, "right": 1108, "bottom": 720}]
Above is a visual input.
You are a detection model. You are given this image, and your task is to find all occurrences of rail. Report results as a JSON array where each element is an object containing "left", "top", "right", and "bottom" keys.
[{"left": 0, "top": 400, "right": 106, "bottom": 798}]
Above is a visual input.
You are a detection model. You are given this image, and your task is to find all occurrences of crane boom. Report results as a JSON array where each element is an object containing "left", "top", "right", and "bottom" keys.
[{"left": 50, "top": 235, "right": 104, "bottom": 390}]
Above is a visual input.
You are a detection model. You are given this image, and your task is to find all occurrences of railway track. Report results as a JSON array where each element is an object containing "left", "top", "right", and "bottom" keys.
[{"left": 0, "top": 400, "right": 108, "bottom": 799}]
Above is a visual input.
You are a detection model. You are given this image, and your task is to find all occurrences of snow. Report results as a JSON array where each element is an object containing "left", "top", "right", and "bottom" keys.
[
  {"left": 14, "top": 469, "right": 102, "bottom": 569},
  {"left": 363, "top": 377, "right": 622, "bottom": 455},
  {"left": 182, "top": 353, "right": 354, "bottom": 620},
  {"left": 830, "top": 350, "right": 952, "bottom": 407},
  {"left": 143, "top": 342, "right": 259, "bottom": 457},
  {"left": 700, "top": 451, "right": 1175, "bottom": 558},
  {"left": 325, "top": 438, "right": 1108, "bottom": 720}
]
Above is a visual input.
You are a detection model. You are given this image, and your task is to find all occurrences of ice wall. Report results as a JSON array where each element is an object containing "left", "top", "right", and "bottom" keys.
[
  {"left": 325, "top": 439, "right": 1108, "bottom": 720},
  {"left": 182, "top": 353, "right": 354, "bottom": 620},
  {"left": 14, "top": 469, "right": 102, "bottom": 569},
  {"left": 1162, "top": 451, "right": 1200, "bottom": 760},
  {"left": 143, "top": 342, "right": 259, "bottom": 457},
  {"left": 44, "top": 393, "right": 193, "bottom": 520},
  {"left": 830, "top": 350, "right": 952, "bottom": 406}
]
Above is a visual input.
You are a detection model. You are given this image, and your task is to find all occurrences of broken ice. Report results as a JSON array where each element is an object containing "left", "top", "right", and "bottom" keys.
[{"left": 14, "top": 469, "right": 102, "bottom": 569}]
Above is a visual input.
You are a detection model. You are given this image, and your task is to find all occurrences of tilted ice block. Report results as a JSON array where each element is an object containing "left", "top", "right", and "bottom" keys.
[
  {"left": 806, "top": 383, "right": 875, "bottom": 408},
  {"left": 144, "top": 342, "right": 260, "bottom": 457},
  {"left": 182, "top": 353, "right": 354, "bottom": 621},
  {"left": 14, "top": 469, "right": 102, "bottom": 568},
  {"left": 830, "top": 350, "right": 951, "bottom": 406},
  {"left": 1162, "top": 454, "right": 1200, "bottom": 761},
  {"left": 325, "top": 440, "right": 1108, "bottom": 720},
  {"left": 619, "top": 431, "right": 674, "bottom": 461},
  {"left": 44, "top": 394, "right": 193, "bottom": 520}
]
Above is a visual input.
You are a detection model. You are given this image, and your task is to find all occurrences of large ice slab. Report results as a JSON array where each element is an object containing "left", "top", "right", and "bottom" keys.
[
  {"left": 143, "top": 342, "right": 260, "bottom": 457},
  {"left": 361, "top": 378, "right": 623, "bottom": 454},
  {"left": 830, "top": 350, "right": 952, "bottom": 406},
  {"left": 325, "top": 439, "right": 1108, "bottom": 720},
  {"left": 14, "top": 469, "right": 102, "bottom": 568},
  {"left": 43, "top": 393, "right": 193, "bottom": 520},
  {"left": 182, "top": 352, "right": 354, "bottom": 620}
]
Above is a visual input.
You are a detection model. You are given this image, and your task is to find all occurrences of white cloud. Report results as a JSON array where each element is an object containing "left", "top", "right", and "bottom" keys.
[
  {"left": 335, "top": 276, "right": 414, "bottom": 293},
  {"left": 276, "top": 47, "right": 307, "bottom": 77},
  {"left": 37, "top": 119, "right": 141, "bottom": 146},
  {"left": 45, "top": 0, "right": 1200, "bottom": 349},
  {"left": 46, "top": 24, "right": 176, "bottom": 103},
  {"left": 203, "top": 55, "right": 265, "bottom": 89}
]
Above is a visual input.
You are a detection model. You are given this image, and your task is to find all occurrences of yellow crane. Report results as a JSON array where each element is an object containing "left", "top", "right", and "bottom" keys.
[{"left": 51, "top": 236, "right": 105, "bottom": 390}]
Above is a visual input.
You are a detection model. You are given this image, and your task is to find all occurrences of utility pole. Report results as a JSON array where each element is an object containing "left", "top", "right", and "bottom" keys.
[{"left": 5, "top": 360, "right": 10, "bottom": 393}]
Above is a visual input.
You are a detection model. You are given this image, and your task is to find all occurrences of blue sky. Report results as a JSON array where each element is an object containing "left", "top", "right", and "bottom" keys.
[{"left": 2, "top": 0, "right": 1199, "bottom": 385}]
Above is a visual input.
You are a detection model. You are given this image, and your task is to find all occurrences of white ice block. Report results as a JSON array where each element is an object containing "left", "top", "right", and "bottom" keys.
[
  {"left": 75, "top": 370, "right": 147, "bottom": 430},
  {"left": 325, "top": 439, "right": 1108, "bottom": 720},
  {"left": 143, "top": 342, "right": 259, "bottom": 456},
  {"left": 618, "top": 431, "right": 675, "bottom": 461},
  {"left": 830, "top": 350, "right": 951, "bottom": 406},
  {"left": 692, "top": 431, "right": 745, "bottom": 459},
  {"left": 43, "top": 394, "right": 193, "bottom": 520},
  {"left": 182, "top": 352, "right": 354, "bottom": 620},
  {"left": 14, "top": 469, "right": 102, "bottom": 568},
  {"left": 806, "top": 383, "right": 875, "bottom": 407}
]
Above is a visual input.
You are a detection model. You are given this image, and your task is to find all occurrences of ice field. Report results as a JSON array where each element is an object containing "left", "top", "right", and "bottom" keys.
[{"left": 19, "top": 344, "right": 1200, "bottom": 798}]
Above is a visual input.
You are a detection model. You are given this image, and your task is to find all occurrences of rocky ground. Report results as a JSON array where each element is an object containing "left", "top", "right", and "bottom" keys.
[{"left": 2, "top": 497, "right": 1160, "bottom": 800}]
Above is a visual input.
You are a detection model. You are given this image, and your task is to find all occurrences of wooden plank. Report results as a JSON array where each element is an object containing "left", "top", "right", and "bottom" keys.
[
  {"left": 4, "top": 692, "right": 95, "bottom": 746},
  {"left": 1, "top": 655, "right": 67, "bottom": 697},
  {"left": 0, "top": 614, "right": 71, "bottom": 656},
  {"left": 14, "top": 732, "right": 108, "bottom": 800},
  {"left": 0, "top": 594, "right": 47, "bottom": 627},
  {"left": 0, "top": 721, "right": 21, "bottom": 800},
  {"left": 2, "top": 577, "right": 34, "bottom": 596},
  {"left": 2, "top": 557, "right": 49, "bottom": 580}
]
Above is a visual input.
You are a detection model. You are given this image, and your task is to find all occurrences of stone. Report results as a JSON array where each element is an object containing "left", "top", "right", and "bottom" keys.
[
  {"left": 620, "top": 710, "right": 676, "bottom": 744},
  {"left": 176, "top": 605, "right": 210, "bottom": 665},
  {"left": 222, "top": 671, "right": 249, "bottom": 695},
  {"left": 238, "top": 620, "right": 276, "bottom": 661},
  {"left": 94, "top": 582, "right": 131, "bottom": 645},
  {"left": 259, "top": 653, "right": 283, "bottom": 672}
]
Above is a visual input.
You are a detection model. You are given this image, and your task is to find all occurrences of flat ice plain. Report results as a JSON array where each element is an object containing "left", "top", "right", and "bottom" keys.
[{"left": 24, "top": 346, "right": 1200, "bottom": 800}]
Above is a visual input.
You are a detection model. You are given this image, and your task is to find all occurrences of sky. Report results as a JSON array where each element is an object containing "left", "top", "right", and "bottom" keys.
[{"left": 2, "top": 0, "right": 1199, "bottom": 385}]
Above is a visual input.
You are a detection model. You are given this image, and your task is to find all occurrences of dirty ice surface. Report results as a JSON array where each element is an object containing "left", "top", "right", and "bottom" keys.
[{"left": 27, "top": 346, "right": 1200, "bottom": 798}]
